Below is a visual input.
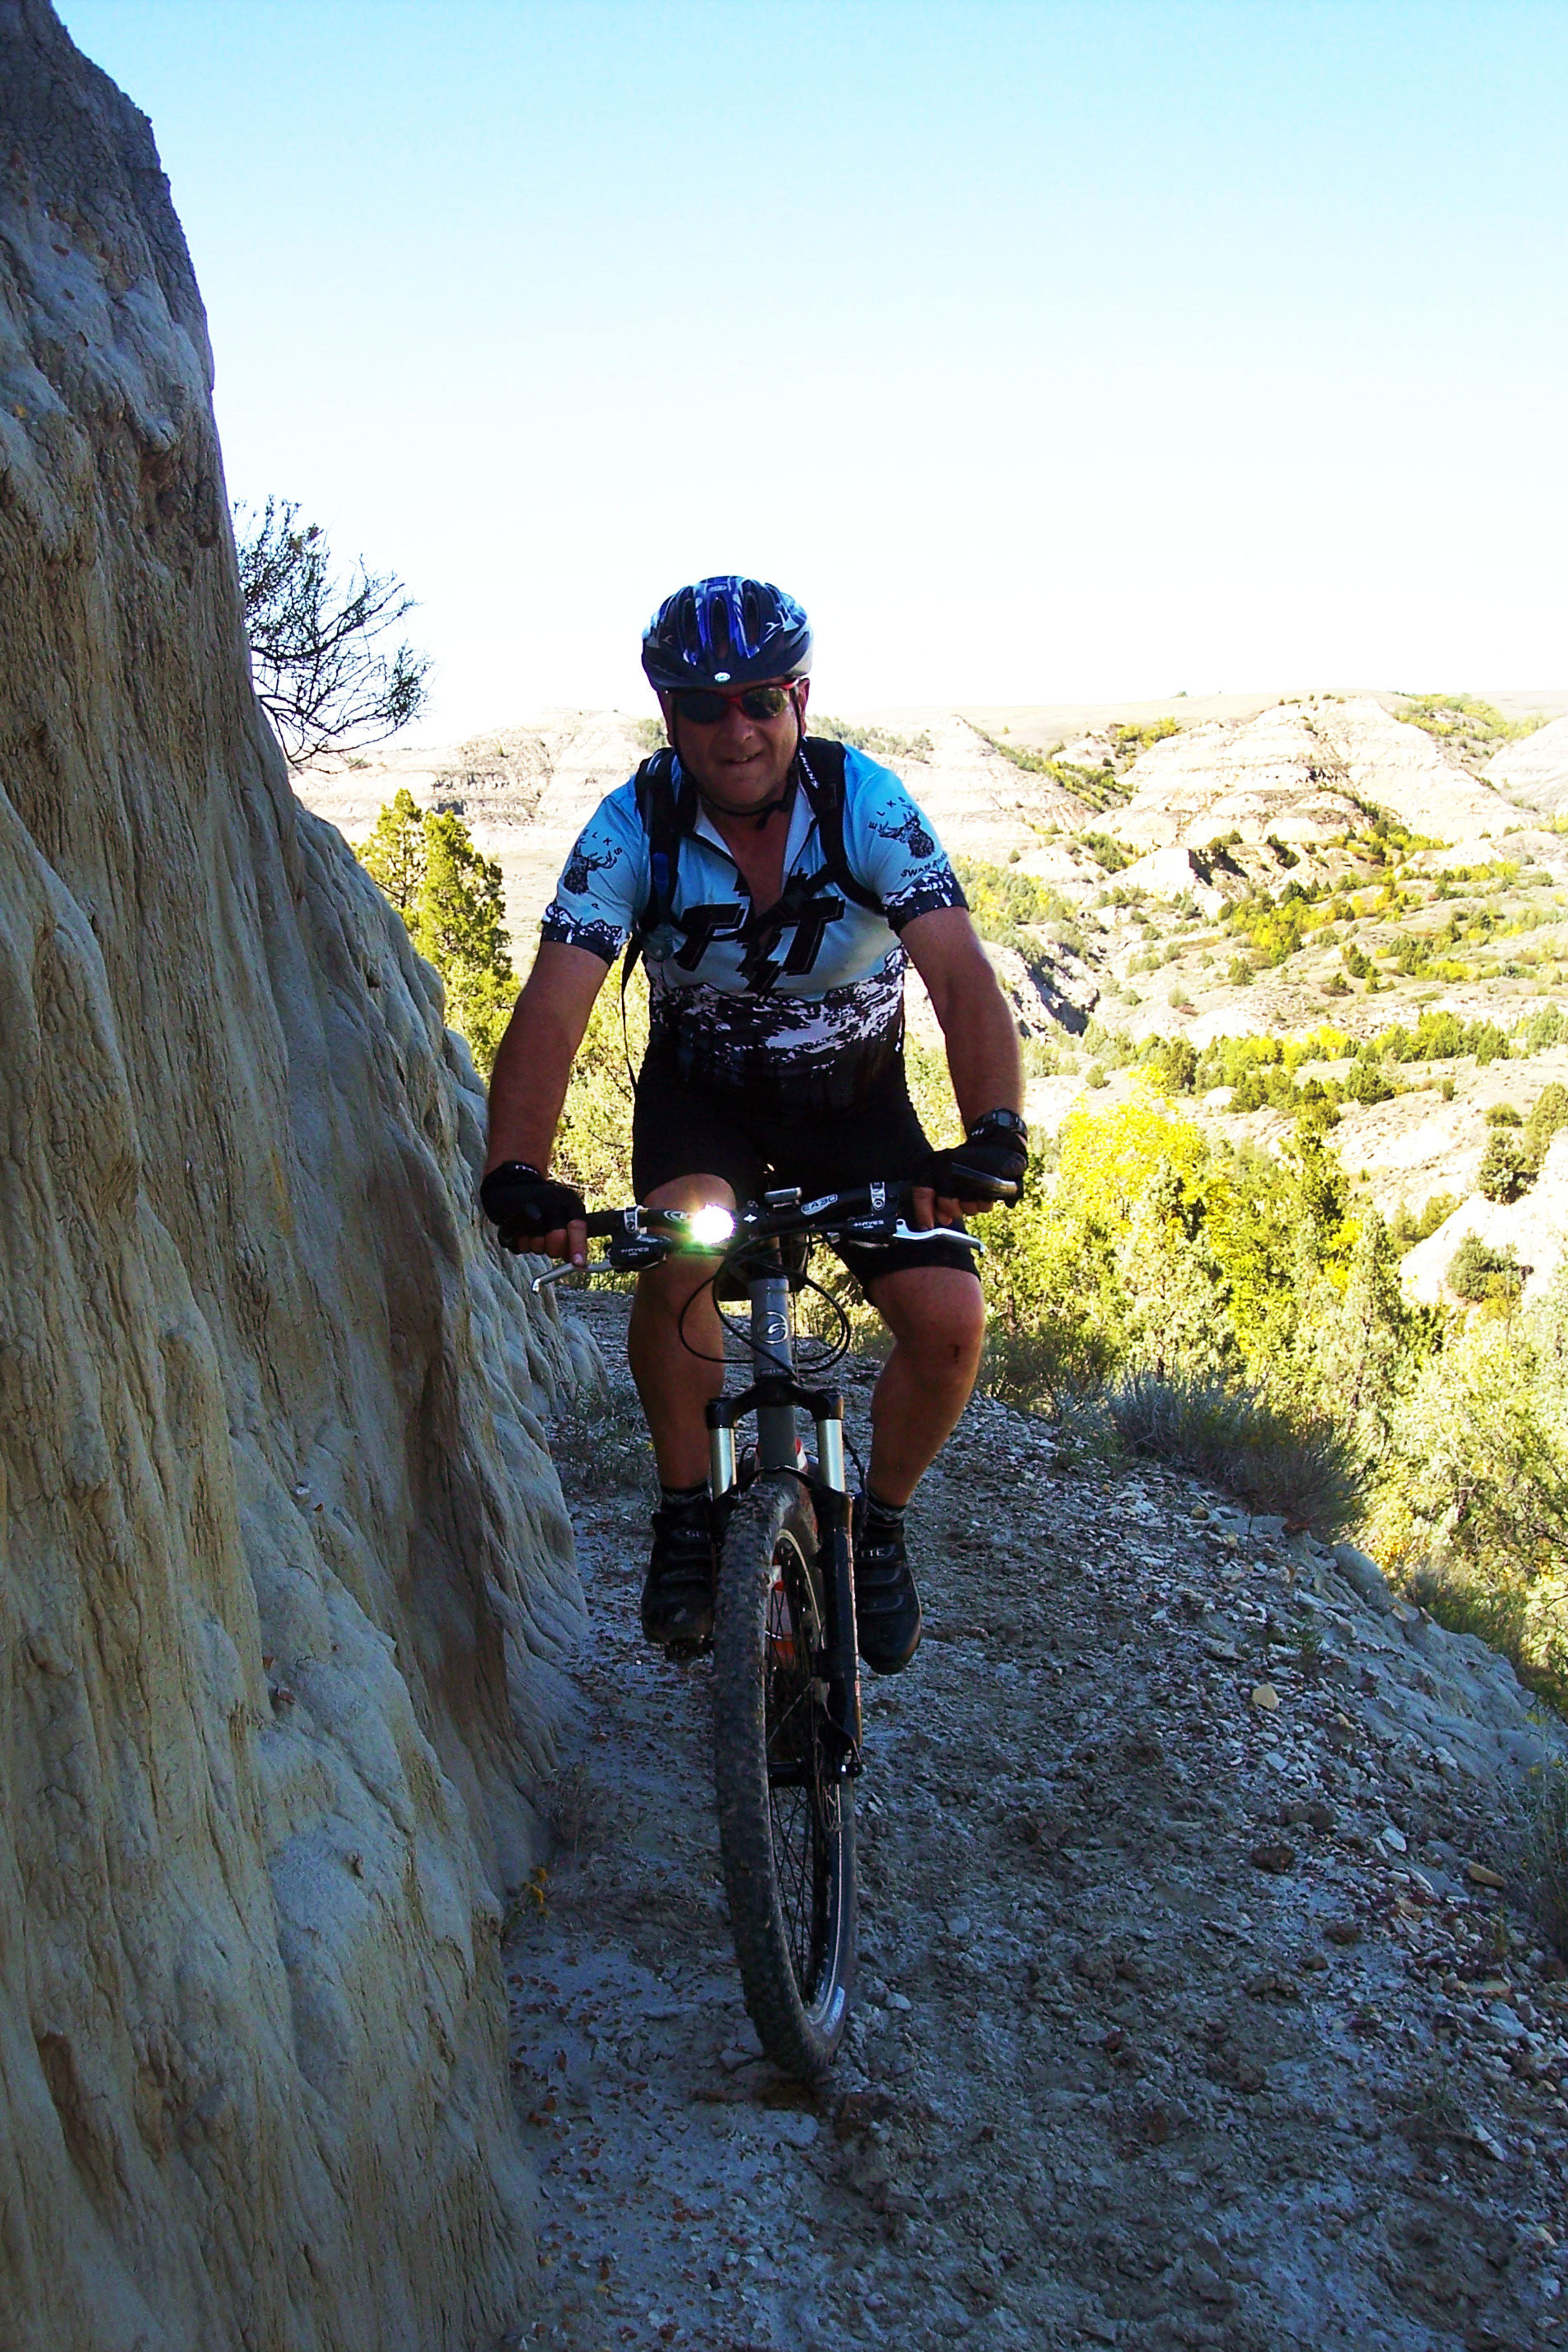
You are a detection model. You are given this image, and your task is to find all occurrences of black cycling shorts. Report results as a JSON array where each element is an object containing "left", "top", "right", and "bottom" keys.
[{"left": 631, "top": 1050, "right": 980, "bottom": 1298}]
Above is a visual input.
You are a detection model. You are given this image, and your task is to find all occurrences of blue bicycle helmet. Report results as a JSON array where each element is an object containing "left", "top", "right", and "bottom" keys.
[{"left": 641, "top": 576, "right": 812, "bottom": 692}]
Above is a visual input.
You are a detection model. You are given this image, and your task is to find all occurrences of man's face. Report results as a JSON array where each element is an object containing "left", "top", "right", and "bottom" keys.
[{"left": 659, "top": 681, "right": 808, "bottom": 815}]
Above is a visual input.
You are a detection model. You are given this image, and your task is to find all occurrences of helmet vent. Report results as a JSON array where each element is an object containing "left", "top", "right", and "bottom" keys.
[{"left": 642, "top": 576, "right": 812, "bottom": 692}]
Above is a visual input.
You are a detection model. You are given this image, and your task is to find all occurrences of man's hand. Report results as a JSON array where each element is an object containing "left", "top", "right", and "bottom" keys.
[
  {"left": 479, "top": 1161, "right": 589, "bottom": 1265},
  {"left": 909, "top": 1112, "right": 1028, "bottom": 1231}
]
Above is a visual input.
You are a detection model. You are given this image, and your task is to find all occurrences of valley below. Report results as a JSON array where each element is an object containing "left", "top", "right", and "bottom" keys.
[{"left": 295, "top": 685, "right": 1568, "bottom": 1249}]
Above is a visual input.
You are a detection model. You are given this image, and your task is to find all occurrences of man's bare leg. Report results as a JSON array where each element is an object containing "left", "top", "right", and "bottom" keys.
[
  {"left": 626, "top": 1174, "right": 737, "bottom": 1489},
  {"left": 862, "top": 1263, "right": 986, "bottom": 1506}
]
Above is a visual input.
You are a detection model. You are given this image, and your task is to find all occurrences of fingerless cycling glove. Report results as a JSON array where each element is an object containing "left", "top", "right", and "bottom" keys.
[{"left": 479, "top": 1161, "right": 588, "bottom": 1251}]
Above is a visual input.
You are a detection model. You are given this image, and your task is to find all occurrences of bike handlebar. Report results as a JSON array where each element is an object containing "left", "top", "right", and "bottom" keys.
[
  {"left": 580, "top": 1172, "right": 1022, "bottom": 1244},
  {"left": 529, "top": 1178, "right": 1014, "bottom": 1292},
  {"left": 581, "top": 1181, "right": 925, "bottom": 1244}
]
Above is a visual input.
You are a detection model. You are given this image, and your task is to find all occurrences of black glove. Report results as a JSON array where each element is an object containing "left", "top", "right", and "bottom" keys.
[
  {"left": 479, "top": 1161, "right": 587, "bottom": 1252},
  {"left": 922, "top": 1111, "right": 1029, "bottom": 1205}
]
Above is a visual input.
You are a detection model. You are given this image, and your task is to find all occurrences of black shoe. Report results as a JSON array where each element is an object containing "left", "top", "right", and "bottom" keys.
[
  {"left": 852, "top": 1497, "right": 923, "bottom": 1675},
  {"left": 641, "top": 1493, "right": 717, "bottom": 1649}
]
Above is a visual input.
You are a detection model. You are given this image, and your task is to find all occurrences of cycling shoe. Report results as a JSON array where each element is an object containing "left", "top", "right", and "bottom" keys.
[
  {"left": 641, "top": 1492, "right": 717, "bottom": 1650},
  {"left": 851, "top": 1496, "right": 923, "bottom": 1674}
]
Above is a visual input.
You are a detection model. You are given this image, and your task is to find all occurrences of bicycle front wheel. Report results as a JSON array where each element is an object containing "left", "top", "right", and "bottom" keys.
[{"left": 712, "top": 1472, "right": 857, "bottom": 2080}]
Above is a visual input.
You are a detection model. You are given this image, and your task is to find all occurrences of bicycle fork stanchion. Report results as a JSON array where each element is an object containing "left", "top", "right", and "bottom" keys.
[{"left": 805, "top": 1394, "right": 862, "bottom": 1771}]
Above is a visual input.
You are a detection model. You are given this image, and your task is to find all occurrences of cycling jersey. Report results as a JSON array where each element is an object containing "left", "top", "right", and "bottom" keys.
[{"left": 541, "top": 742, "right": 965, "bottom": 1111}]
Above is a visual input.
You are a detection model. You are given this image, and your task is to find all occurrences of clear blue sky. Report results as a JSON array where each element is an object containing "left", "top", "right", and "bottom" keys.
[{"left": 56, "top": 0, "right": 1568, "bottom": 733}]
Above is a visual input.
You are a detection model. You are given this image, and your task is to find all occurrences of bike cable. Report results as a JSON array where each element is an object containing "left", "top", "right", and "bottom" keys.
[{"left": 673, "top": 1255, "right": 853, "bottom": 1379}]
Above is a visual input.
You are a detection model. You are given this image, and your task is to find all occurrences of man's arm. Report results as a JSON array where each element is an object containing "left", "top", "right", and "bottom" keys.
[
  {"left": 901, "top": 906, "right": 1022, "bottom": 1122},
  {"left": 900, "top": 906, "right": 1025, "bottom": 1227},
  {"left": 484, "top": 941, "right": 611, "bottom": 1262}
]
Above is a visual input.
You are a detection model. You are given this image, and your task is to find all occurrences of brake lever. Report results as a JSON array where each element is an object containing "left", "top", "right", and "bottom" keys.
[
  {"left": 528, "top": 1230, "right": 672, "bottom": 1292},
  {"left": 881, "top": 1220, "right": 984, "bottom": 1251},
  {"left": 529, "top": 1260, "right": 606, "bottom": 1294},
  {"left": 826, "top": 1217, "right": 984, "bottom": 1252}
]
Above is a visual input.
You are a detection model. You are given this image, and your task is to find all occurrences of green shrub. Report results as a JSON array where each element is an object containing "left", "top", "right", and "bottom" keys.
[
  {"left": 1390, "top": 1193, "right": 1459, "bottom": 1253},
  {"left": 982, "top": 1323, "right": 1118, "bottom": 1417},
  {"left": 1478, "top": 1134, "right": 1531, "bottom": 1203},
  {"left": 1078, "top": 830, "right": 1131, "bottom": 873},
  {"left": 1369, "top": 1293, "right": 1568, "bottom": 1672},
  {"left": 1109, "top": 717, "right": 1182, "bottom": 760},
  {"left": 1398, "top": 693, "right": 1547, "bottom": 754},
  {"left": 1486, "top": 1102, "right": 1523, "bottom": 1127},
  {"left": 1343, "top": 1060, "right": 1396, "bottom": 1106},
  {"left": 1152, "top": 1038, "right": 1198, "bottom": 1096},
  {"left": 1526, "top": 1082, "right": 1568, "bottom": 1166},
  {"left": 954, "top": 857, "right": 1081, "bottom": 958},
  {"left": 971, "top": 728, "right": 1131, "bottom": 811},
  {"left": 1448, "top": 1234, "right": 1523, "bottom": 1305}
]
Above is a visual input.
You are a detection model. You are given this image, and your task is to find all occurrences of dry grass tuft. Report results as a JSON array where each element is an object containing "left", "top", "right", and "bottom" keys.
[
  {"left": 549, "top": 1392, "right": 652, "bottom": 1492},
  {"left": 1523, "top": 1760, "right": 1568, "bottom": 1955},
  {"left": 1107, "top": 1372, "right": 1362, "bottom": 1538}
]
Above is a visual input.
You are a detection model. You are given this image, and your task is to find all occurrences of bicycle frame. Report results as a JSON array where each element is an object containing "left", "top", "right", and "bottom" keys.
[
  {"left": 530, "top": 1176, "right": 991, "bottom": 1770},
  {"left": 704, "top": 1240, "right": 861, "bottom": 1771}
]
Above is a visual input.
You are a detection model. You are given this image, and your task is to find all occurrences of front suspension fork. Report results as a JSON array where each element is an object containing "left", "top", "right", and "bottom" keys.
[{"left": 706, "top": 1385, "right": 862, "bottom": 1772}]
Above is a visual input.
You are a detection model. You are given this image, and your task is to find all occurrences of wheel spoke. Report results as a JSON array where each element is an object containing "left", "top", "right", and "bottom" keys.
[{"left": 761, "top": 1538, "right": 837, "bottom": 1998}]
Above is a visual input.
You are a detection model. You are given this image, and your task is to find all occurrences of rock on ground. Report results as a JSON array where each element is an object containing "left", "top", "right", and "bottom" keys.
[
  {"left": 511, "top": 1289, "right": 1568, "bottom": 2352},
  {"left": 0, "top": 9, "right": 590, "bottom": 2347}
]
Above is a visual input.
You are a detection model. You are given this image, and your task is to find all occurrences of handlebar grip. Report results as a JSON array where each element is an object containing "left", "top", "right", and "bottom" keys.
[{"left": 582, "top": 1209, "right": 626, "bottom": 1239}]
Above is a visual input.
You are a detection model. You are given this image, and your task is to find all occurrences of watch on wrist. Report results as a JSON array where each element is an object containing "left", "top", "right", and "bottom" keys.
[{"left": 969, "top": 1108, "right": 1028, "bottom": 1141}]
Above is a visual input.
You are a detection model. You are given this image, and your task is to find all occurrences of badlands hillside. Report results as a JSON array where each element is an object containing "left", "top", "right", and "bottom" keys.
[{"left": 298, "top": 686, "right": 1568, "bottom": 1238}]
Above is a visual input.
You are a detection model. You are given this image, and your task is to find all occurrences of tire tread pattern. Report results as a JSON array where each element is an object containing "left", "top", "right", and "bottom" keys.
[{"left": 712, "top": 1474, "right": 856, "bottom": 2081}]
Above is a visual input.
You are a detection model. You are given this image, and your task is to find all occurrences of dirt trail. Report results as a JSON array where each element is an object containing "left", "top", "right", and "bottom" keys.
[{"left": 501, "top": 1292, "right": 1568, "bottom": 2351}]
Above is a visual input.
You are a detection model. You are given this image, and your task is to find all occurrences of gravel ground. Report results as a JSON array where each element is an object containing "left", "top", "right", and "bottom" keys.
[{"left": 500, "top": 1290, "right": 1568, "bottom": 2352}]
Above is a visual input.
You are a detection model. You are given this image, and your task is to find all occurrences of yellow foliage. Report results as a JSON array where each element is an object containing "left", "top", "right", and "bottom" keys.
[{"left": 1056, "top": 1082, "right": 1207, "bottom": 1223}]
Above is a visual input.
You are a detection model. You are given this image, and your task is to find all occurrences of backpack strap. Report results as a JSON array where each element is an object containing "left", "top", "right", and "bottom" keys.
[
  {"left": 626, "top": 747, "right": 690, "bottom": 963},
  {"left": 618, "top": 747, "right": 690, "bottom": 1087},
  {"left": 796, "top": 737, "right": 884, "bottom": 916}
]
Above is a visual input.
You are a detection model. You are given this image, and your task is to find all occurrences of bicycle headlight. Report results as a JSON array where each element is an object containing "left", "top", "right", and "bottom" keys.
[{"left": 686, "top": 1205, "right": 736, "bottom": 1248}]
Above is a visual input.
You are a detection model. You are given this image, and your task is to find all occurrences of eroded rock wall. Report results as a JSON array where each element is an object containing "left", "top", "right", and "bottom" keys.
[{"left": 0, "top": 6, "right": 589, "bottom": 2345}]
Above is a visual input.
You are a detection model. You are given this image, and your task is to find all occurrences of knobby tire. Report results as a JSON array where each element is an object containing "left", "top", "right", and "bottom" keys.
[{"left": 712, "top": 1473, "right": 857, "bottom": 2081}]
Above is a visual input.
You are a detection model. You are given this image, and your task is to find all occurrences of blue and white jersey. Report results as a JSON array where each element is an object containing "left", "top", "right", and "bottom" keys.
[{"left": 541, "top": 743, "right": 965, "bottom": 1108}]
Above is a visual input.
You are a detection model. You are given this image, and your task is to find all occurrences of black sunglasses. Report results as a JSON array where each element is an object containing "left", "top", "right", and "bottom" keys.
[{"left": 671, "top": 684, "right": 796, "bottom": 726}]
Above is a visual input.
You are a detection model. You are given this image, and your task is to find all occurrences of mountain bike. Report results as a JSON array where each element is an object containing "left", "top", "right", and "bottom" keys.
[{"left": 534, "top": 1178, "right": 977, "bottom": 2080}]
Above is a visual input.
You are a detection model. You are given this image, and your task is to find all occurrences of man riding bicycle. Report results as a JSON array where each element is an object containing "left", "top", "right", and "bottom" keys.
[{"left": 481, "top": 577, "right": 1026, "bottom": 1675}]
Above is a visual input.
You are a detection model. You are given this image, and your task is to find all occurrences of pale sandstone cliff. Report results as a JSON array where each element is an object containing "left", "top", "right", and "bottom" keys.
[{"left": 0, "top": 7, "right": 591, "bottom": 2346}]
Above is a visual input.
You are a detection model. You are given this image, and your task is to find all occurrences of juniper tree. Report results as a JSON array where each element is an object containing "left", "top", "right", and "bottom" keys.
[
  {"left": 236, "top": 497, "right": 431, "bottom": 766},
  {"left": 358, "top": 788, "right": 428, "bottom": 913},
  {"left": 354, "top": 797, "right": 516, "bottom": 1076}
]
